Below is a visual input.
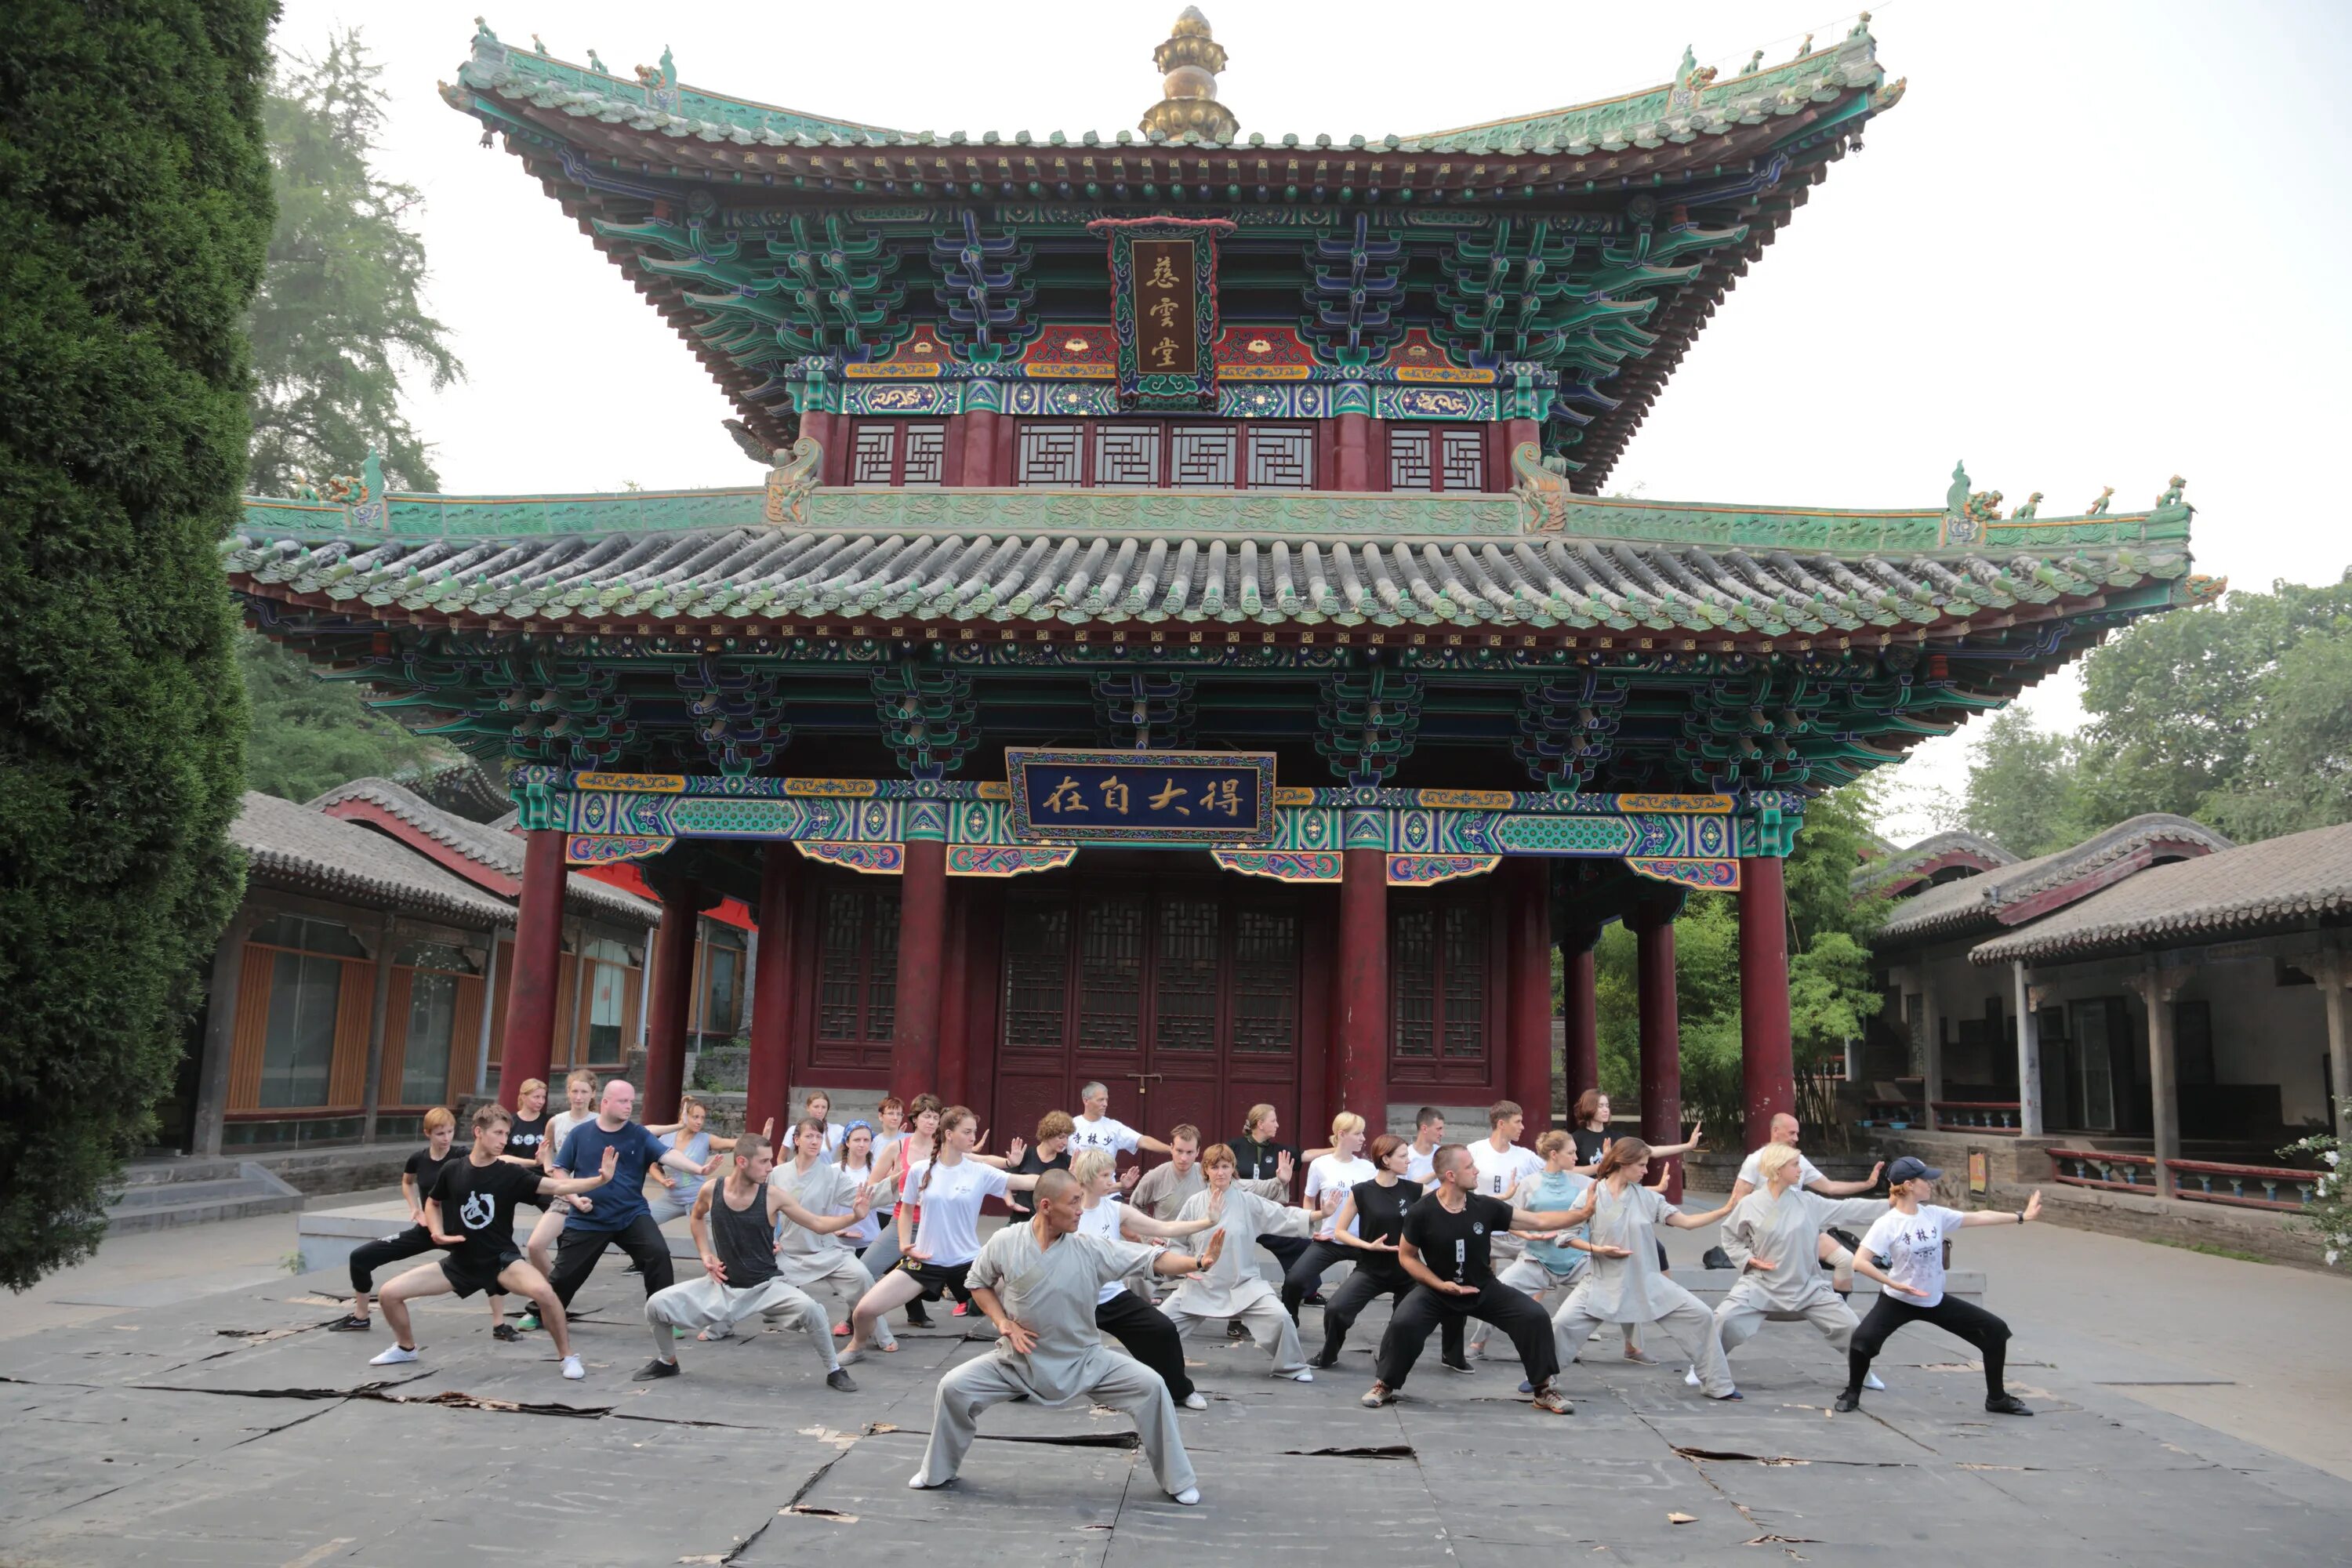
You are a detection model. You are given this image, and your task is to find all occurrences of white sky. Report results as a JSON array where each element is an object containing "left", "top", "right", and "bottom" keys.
[{"left": 271, "top": 0, "right": 2352, "bottom": 840}]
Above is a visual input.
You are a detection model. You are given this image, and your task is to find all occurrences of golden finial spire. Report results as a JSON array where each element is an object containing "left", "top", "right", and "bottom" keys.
[{"left": 1140, "top": 7, "right": 1237, "bottom": 142}]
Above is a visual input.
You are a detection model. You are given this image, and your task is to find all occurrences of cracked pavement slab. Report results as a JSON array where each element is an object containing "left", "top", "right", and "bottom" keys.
[{"left": 2, "top": 1251, "right": 2350, "bottom": 1566}]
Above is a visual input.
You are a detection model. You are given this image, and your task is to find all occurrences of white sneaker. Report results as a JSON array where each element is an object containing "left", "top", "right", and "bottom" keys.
[
  {"left": 1864, "top": 1372, "right": 1887, "bottom": 1392},
  {"left": 1182, "top": 1391, "right": 1207, "bottom": 1410},
  {"left": 1684, "top": 1367, "right": 1700, "bottom": 1388},
  {"left": 907, "top": 1474, "right": 948, "bottom": 1490},
  {"left": 1289, "top": 1368, "right": 1315, "bottom": 1383},
  {"left": 561, "top": 1355, "right": 584, "bottom": 1381},
  {"left": 1171, "top": 1487, "right": 1202, "bottom": 1506},
  {"left": 368, "top": 1345, "right": 419, "bottom": 1366}
]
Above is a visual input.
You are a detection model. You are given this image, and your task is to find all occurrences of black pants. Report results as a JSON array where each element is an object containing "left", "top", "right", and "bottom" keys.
[
  {"left": 1279, "top": 1239, "right": 1355, "bottom": 1318},
  {"left": 1317, "top": 1267, "right": 1464, "bottom": 1365},
  {"left": 350, "top": 1225, "right": 439, "bottom": 1294},
  {"left": 1096, "top": 1287, "right": 1193, "bottom": 1403},
  {"left": 1846, "top": 1293, "right": 2011, "bottom": 1398},
  {"left": 1257, "top": 1232, "right": 1310, "bottom": 1275},
  {"left": 1374, "top": 1280, "right": 1558, "bottom": 1392},
  {"left": 548, "top": 1214, "right": 674, "bottom": 1308}
]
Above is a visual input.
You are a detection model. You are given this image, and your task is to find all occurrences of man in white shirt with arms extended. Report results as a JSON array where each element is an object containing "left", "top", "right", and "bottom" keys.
[{"left": 1066, "top": 1080, "right": 1173, "bottom": 1165}]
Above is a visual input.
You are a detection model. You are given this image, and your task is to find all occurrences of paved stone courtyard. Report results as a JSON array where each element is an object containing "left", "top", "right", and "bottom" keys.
[{"left": 5, "top": 1212, "right": 2349, "bottom": 1566}]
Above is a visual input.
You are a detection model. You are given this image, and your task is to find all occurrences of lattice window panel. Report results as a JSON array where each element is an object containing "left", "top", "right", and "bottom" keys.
[
  {"left": 1247, "top": 426, "right": 1316, "bottom": 489},
  {"left": 1438, "top": 430, "right": 1485, "bottom": 492},
  {"left": 1390, "top": 908, "right": 1436, "bottom": 1056},
  {"left": 1094, "top": 426, "right": 1162, "bottom": 488},
  {"left": 1002, "top": 902, "right": 1071, "bottom": 1049},
  {"left": 864, "top": 893, "right": 900, "bottom": 1041},
  {"left": 851, "top": 426, "right": 896, "bottom": 486},
  {"left": 816, "top": 888, "right": 899, "bottom": 1041},
  {"left": 1017, "top": 423, "right": 1084, "bottom": 485},
  {"left": 1230, "top": 908, "right": 1298, "bottom": 1054},
  {"left": 1170, "top": 426, "right": 1236, "bottom": 488},
  {"left": 1076, "top": 897, "right": 1144, "bottom": 1051},
  {"left": 902, "top": 423, "right": 946, "bottom": 485},
  {"left": 1439, "top": 904, "right": 1486, "bottom": 1059},
  {"left": 1152, "top": 898, "right": 1221, "bottom": 1052},
  {"left": 1388, "top": 428, "right": 1432, "bottom": 492}
]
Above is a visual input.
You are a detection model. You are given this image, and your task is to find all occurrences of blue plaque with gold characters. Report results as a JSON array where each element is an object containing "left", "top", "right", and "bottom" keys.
[{"left": 1006, "top": 749, "right": 1276, "bottom": 846}]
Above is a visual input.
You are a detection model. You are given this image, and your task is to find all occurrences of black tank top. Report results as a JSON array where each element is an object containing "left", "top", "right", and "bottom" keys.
[
  {"left": 1348, "top": 1177, "right": 1424, "bottom": 1278},
  {"left": 710, "top": 1182, "right": 778, "bottom": 1287}
]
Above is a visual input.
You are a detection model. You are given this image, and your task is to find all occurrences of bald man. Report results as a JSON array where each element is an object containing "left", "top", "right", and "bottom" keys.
[{"left": 546, "top": 1080, "right": 720, "bottom": 1309}]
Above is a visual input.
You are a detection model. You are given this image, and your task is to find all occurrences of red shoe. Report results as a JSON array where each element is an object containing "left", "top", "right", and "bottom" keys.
[{"left": 833, "top": 1322, "right": 850, "bottom": 1338}]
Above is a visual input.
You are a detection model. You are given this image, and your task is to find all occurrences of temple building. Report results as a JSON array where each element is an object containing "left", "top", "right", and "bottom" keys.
[{"left": 221, "top": 14, "right": 2205, "bottom": 1156}]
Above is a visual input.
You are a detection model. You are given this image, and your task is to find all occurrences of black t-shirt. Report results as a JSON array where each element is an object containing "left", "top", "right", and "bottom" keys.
[
  {"left": 405, "top": 1145, "right": 459, "bottom": 1213},
  {"left": 1232, "top": 1135, "right": 1295, "bottom": 1185},
  {"left": 428, "top": 1156, "right": 542, "bottom": 1268},
  {"left": 1572, "top": 1127, "right": 1611, "bottom": 1167},
  {"left": 1348, "top": 1177, "right": 1425, "bottom": 1279},
  {"left": 503, "top": 1113, "right": 547, "bottom": 1162},
  {"left": 1401, "top": 1192, "right": 1515, "bottom": 1288},
  {"left": 1004, "top": 1147, "right": 1070, "bottom": 1218}
]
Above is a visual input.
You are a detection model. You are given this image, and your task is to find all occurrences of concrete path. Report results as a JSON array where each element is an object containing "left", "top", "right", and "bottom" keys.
[{"left": 0, "top": 1190, "right": 2345, "bottom": 1564}]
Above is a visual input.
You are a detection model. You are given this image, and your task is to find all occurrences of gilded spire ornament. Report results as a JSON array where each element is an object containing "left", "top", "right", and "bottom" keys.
[{"left": 1140, "top": 7, "right": 1237, "bottom": 142}]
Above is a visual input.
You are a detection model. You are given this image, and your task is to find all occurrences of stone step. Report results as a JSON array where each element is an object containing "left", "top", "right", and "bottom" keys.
[
  {"left": 114, "top": 1156, "right": 249, "bottom": 1188},
  {"left": 103, "top": 1161, "right": 303, "bottom": 1235}
]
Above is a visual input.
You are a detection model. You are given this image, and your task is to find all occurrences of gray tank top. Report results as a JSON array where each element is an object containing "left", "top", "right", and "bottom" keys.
[{"left": 710, "top": 1183, "right": 778, "bottom": 1287}]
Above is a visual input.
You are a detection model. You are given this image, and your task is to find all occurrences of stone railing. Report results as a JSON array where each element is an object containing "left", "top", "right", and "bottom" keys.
[
  {"left": 2048, "top": 1149, "right": 2317, "bottom": 1210},
  {"left": 2047, "top": 1147, "right": 2161, "bottom": 1192},
  {"left": 1929, "top": 1101, "right": 2024, "bottom": 1134}
]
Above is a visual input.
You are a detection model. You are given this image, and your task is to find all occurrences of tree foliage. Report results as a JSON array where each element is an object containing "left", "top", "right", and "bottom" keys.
[
  {"left": 1955, "top": 575, "right": 2352, "bottom": 852},
  {"left": 241, "top": 632, "right": 447, "bottom": 801},
  {"left": 0, "top": 0, "right": 275, "bottom": 1287},
  {"left": 246, "top": 27, "right": 459, "bottom": 497}
]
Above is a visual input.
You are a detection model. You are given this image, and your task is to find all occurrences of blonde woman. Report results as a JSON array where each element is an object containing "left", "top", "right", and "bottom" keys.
[
  {"left": 1709, "top": 1142, "right": 1890, "bottom": 1386},
  {"left": 844, "top": 1107, "right": 1040, "bottom": 1363},
  {"left": 1071, "top": 1149, "right": 1219, "bottom": 1409},
  {"left": 1281, "top": 1111, "right": 1376, "bottom": 1319},
  {"left": 514, "top": 1070, "right": 599, "bottom": 1331}
]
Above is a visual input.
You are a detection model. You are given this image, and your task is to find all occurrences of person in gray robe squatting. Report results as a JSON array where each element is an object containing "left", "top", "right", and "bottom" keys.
[
  {"left": 910, "top": 1169, "right": 1225, "bottom": 1505},
  {"left": 1708, "top": 1142, "right": 1891, "bottom": 1379}
]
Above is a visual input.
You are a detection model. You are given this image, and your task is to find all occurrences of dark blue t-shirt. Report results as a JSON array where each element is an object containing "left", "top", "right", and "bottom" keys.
[{"left": 555, "top": 1120, "right": 670, "bottom": 1233}]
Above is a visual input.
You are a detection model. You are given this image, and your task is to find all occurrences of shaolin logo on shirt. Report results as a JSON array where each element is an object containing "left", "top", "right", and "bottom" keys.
[
  {"left": 461, "top": 1189, "right": 496, "bottom": 1230},
  {"left": 1472, "top": 1221, "right": 1486, "bottom": 1235}
]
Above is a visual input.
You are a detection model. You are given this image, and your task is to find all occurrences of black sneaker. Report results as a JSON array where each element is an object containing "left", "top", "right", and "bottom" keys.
[
  {"left": 1308, "top": 1350, "right": 1339, "bottom": 1370},
  {"left": 492, "top": 1323, "right": 521, "bottom": 1343},
  {"left": 325, "top": 1315, "right": 372, "bottom": 1333},
  {"left": 1301, "top": 1292, "right": 1327, "bottom": 1307},
  {"left": 1985, "top": 1393, "right": 2034, "bottom": 1417},
  {"left": 826, "top": 1368, "right": 858, "bottom": 1393},
  {"left": 633, "top": 1357, "right": 681, "bottom": 1381},
  {"left": 1701, "top": 1246, "right": 1733, "bottom": 1270},
  {"left": 1227, "top": 1320, "right": 1249, "bottom": 1340},
  {"left": 1440, "top": 1356, "right": 1475, "bottom": 1375},
  {"left": 622, "top": 1261, "right": 641, "bottom": 1275},
  {"left": 906, "top": 1303, "right": 933, "bottom": 1327},
  {"left": 1832, "top": 1389, "right": 1862, "bottom": 1414}
]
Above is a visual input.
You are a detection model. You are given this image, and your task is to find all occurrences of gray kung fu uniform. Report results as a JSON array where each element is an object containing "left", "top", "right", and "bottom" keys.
[
  {"left": 768, "top": 1158, "right": 891, "bottom": 1348},
  {"left": 644, "top": 1180, "right": 839, "bottom": 1371},
  {"left": 1549, "top": 1181, "right": 1733, "bottom": 1398},
  {"left": 1713, "top": 1189, "right": 1891, "bottom": 1362},
  {"left": 1160, "top": 1187, "right": 1313, "bottom": 1374},
  {"left": 915, "top": 1224, "right": 1196, "bottom": 1497}
]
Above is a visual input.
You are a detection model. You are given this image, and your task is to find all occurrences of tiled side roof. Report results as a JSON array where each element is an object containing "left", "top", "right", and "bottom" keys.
[
  {"left": 224, "top": 522, "right": 2193, "bottom": 641},
  {"left": 1973, "top": 822, "right": 2352, "bottom": 965},
  {"left": 1853, "top": 829, "right": 2017, "bottom": 893},
  {"left": 230, "top": 791, "right": 514, "bottom": 928},
  {"left": 310, "top": 776, "right": 659, "bottom": 925},
  {"left": 1877, "top": 814, "right": 2234, "bottom": 944}
]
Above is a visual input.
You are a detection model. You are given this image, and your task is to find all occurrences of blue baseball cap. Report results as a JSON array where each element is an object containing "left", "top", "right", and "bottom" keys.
[{"left": 1886, "top": 1156, "right": 1942, "bottom": 1185}]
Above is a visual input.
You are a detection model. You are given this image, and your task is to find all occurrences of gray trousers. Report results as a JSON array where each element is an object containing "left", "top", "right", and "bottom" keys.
[
  {"left": 1162, "top": 1298, "right": 1308, "bottom": 1374},
  {"left": 916, "top": 1354, "right": 1196, "bottom": 1497},
  {"left": 1469, "top": 1254, "right": 1641, "bottom": 1356},
  {"left": 1714, "top": 1294, "right": 1860, "bottom": 1364},
  {"left": 644, "top": 1275, "right": 838, "bottom": 1371},
  {"left": 779, "top": 1248, "right": 893, "bottom": 1349},
  {"left": 1552, "top": 1277, "right": 1734, "bottom": 1398}
]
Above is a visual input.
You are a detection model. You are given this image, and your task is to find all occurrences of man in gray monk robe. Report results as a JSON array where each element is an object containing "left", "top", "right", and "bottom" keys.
[{"left": 910, "top": 1168, "right": 1225, "bottom": 1505}]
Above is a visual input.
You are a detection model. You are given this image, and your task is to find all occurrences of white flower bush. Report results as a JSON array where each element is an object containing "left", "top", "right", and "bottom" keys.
[{"left": 2281, "top": 1109, "right": 2347, "bottom": 1269}]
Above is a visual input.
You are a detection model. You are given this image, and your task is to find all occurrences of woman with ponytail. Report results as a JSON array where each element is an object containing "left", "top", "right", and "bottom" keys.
[{"left": 843, "top": 1107, "right": 1039, "bottom": 1362}]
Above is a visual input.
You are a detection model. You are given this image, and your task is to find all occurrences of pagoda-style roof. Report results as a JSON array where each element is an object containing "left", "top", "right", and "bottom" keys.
[
  {"left": 231, "top": 790, "right": 516, "bottom": 928},
  {"left": 440, "top": 19, "right": 1901, "bottom": 485},
  {"left": 1874, "top": 813, "right": 2234, "bottom": 948}
]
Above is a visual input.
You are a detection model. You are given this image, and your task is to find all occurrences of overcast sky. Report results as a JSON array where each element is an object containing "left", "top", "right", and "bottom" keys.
[{"left": 269, "top": 0, "right": 2352, "bottom": 840}]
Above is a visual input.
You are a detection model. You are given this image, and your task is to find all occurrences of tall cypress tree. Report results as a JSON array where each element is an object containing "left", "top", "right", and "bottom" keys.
[{"left": 0, "top": 1, "right": 276, "bottom": 1287}]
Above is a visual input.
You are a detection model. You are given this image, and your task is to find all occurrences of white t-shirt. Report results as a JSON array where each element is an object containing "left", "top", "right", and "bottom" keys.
[
  {"left": 1860, "top": 1204, "right": 1965, "bottom": 1308},
  {"left": 1305, "top": 1154, "right": 1377, "bottom": 1238},
  {"left": 1404, "top": 1143, "right": 1441, "bottom": 1184},
  {"left": 1068, "top": 1114, "right": 1142, "bottom": 1158},
  {"left": 904, "top": 1157, "right": 1011, "bottom": 1268},
  {"left": 1077, "top": 1197, "right": 1136, "bottom": 1305},
  {"left": 546, "top": 1110, "right": 593, "bottom": 1167},
  {"left": 1469, "top": 1138, "right": 1544, "bottom": 1201},
  {"left": 1737, "top": 1149, "right": 1825, "bottom": 1192}
]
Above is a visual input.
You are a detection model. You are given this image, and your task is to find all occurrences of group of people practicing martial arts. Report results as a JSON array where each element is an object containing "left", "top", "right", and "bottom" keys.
[{"left": 338, "top": 1073, "right": 2042, "bottom": 1507}]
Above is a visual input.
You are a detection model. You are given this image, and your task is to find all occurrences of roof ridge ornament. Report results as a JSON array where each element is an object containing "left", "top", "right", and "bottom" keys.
[{"left": 1141, "top": 7, "right": 1238, "bottom": 143}]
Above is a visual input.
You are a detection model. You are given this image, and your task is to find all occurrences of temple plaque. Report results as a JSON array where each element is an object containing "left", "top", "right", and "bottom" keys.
[{"left": 1006, "top": 748, "right": 1275, "bottom": 846}]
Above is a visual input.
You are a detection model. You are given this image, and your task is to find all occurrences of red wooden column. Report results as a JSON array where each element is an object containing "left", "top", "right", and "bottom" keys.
[
  {"left": 891, "top": 838, "right": 949, "bottom": 1106},
  {"left": 642, "top": 877, "right": 714, "bottom": 1123},
  {"left": 960, "top": 409, "right": 1000, "bottom": 485},
  {"left": 1336, "top": 840, "right": 1389, "bottom": 1129},
  {"left": 1335, "top": 410, "right": 1373, "bottom": 491},
  {"left": 1632, "top": 896, "right": 1684, "bottom": 1203},
  {"left": 1504, "top": 858, "right": 1555, "bottom": 1133},
  {"left": 1560, "top": 925, "right": 1600, "bottom": 1112},
  {"left": 746, "top": 848, "right": 798, "bottom": 1142},
  {"left": 1738, "top": 855, "right": 1796, "bottom": 1153},
  {"left": 497, "top": 829, "right": 567, "bottom": 1109},
  {"left": 934, "top": 884, "right": 971, "bottom": 1108},
  {"left": 1504, "top": 417, "right": 1539, "bottom": 462}
]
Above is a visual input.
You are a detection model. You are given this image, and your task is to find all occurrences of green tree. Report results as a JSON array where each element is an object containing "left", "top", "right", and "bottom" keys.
[
  {"left": 0, "top": 0, "right": 275, "bottom": 1288},
  {"left": 246, "top": 27, "right": 461, "bottom": 497},
  {"left": 2205, "top": 625, "right": 2352, "bottom": 841},
  {"left": 241, "top": 633, "right": 448, "bottom": 800},
  {"left": 1957, "top": 708, "right": 2088, "bottom": 856}
]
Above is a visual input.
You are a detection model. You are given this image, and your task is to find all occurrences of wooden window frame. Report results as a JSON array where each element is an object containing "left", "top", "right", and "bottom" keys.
[
  {"left": 1385, "top": 423, "right": 1489, "bottom": 494},
  {"left": 845, "top": 419, "right": 949, "bottom": 487},
  {"left": 1012, "top": 419, "right": 1318, "bottom": 491},
  {"left": 1386, "top": 895, "right": 1496, "bottom": 1085}
]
